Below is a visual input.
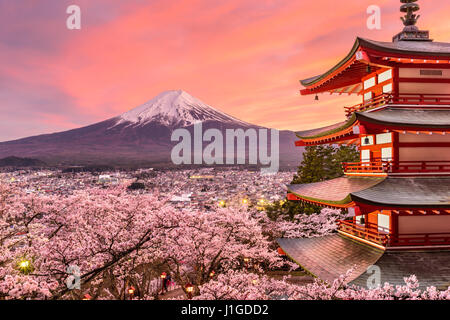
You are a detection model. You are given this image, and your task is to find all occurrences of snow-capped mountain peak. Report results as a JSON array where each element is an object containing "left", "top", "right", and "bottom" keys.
[{"left": 115, "top": 90, "right": 249, "bottom": 128}]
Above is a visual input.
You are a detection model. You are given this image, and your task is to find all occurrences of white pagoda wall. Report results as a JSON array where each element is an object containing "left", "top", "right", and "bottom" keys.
[
  {"left": 399, "top": 83, "right": 450, "bottom": 95},
  {"left": 399, "top": 68, "right": 450, "bottom": 79},
  {"left": 399, "top": 216, "right": 450, "bottom": 234},
  {"left": 399, "top": 67, "right": 450, "bottom": 95},
  {"left": 398, "top": 133, "right": 450, "bottom": 162}
]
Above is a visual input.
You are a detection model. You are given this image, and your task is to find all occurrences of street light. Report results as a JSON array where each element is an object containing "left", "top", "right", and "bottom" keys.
[
  {"left": 128, "top": 286, "right": 135, "bottom": 300},
  {"left": 218, "top": 200, "right": 226, "bottom": 207},
  {"left": 185, "top": 283, "right": 194, "bottom": 299},
  {"left": 209, "top": 271, "right": 215, "bottom": 278},
  {"left": 242, "top": 199, "right": 248, "bottom": 205},
  {"left": 19, "top": 260, "right": 29, "bottom": 269},
  {"left": 18, "top": 259, "right": 32, "bottom": 274}
]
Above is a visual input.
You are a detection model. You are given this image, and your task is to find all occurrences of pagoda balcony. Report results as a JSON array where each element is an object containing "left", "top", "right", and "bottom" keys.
[
  {"left": 344, "top": 93, "right": 450, "bottom": 117},
  {"left": 338, "top": 220, "right": 450, "bottom": 248},
  {"left": 337, "top": 220, "right": 389, "bottom": 247},
  {"left": 343, "top": 160, "right": 450, "bottom": 176}
]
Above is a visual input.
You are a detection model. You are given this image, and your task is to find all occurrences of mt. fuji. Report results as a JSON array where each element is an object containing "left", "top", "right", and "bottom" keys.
[
  {"left": 0, "top": 90, "right": 301, "bottom": 167},
  {"left": 116, "top": 90, "right": 252, "bottom": 128}
]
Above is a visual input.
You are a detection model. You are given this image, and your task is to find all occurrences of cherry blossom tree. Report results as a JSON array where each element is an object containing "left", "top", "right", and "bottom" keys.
[
  {"left": 152, "top": 206, "right": 285, "bottom": 297},
  {"left": 2, "top": 182, "right": 450, "bottom": 300},
  {"left": 0, "top": 183, "right": 284, "bottom": 299},
  {"left": 194, "top": 269, "right": 450, "bottom": 300}
]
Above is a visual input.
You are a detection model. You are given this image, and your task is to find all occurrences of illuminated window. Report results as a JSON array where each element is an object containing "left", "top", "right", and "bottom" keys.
[
  {"left": 382, "top": 83, "right": 393, "bottom": 93},
  {"left": 376, "top": 133, "right": 392, "bottom": 144},
  {"left": 364, "top": 77, "right": 376, "bottom": 89},
  {"left": 378, "top": 69, "right": 393, "bottom": 83}
]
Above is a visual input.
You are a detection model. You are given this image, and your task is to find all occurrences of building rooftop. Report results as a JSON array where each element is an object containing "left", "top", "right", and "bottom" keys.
[
  {"left": 300, "top": 37, "right": 450, "bottom": 95},
  {"left": 351, "top": 177, "right": 450, "bottom": 208},
  {"left": 357, "top": 108, "right": 450, "bottom": 128},
  {"left": 287, "top": 177, "right": 384, "bottom": 207},
  {"left": 277, "top": 235, "right": 384, "bottom": 284},
  {"left": 361, "top": 38, "right": 450, "bottom": 56},
  {"left": 279, "top": 235, "right": 450, "bottom": 290}
]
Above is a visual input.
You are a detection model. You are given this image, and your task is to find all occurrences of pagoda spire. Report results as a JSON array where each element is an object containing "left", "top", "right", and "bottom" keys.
[
  {"left": 393, "top": 0, "right": 431, "bottom": 42},
  {"left": 400, "top": 0, "right": 420, "bottom": 27}
]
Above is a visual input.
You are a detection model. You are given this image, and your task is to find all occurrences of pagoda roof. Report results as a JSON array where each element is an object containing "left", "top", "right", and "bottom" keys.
[
  {"left": 296, "top": 107, "right": 450, "bottom": 146},
  {"left": 287, "top": 176, "right": 384, "bottom": 207},
  {"left": 356, "top": 108, "right": 450, "bottom": 129},
  {"left": 279, "top": 235, "right": 450, "bottom": 289},
  {"left": 296, "top": 119, "right": 351, "bottom": 139},
  {"left": 300, "top": 37, "right": 450, "bottom": 95},
  {"left": 295, "top": 114, "right": 359, "bottom": 146},
  {"left": 351, "top": 177, "right": 450, "bottom": 208},
  {"left": 360, "top": 38, "right": 450, "bottom": 57},
  {"left": 277, "top": 235, "right": 384, "bottom": 284},
  {"left": 351, "top": 250, "right": 450, "bottom": 290}
]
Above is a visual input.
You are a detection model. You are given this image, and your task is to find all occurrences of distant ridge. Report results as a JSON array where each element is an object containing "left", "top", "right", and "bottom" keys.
[{"left": 0, "top": 156, "right": 47, "bottom": 167}]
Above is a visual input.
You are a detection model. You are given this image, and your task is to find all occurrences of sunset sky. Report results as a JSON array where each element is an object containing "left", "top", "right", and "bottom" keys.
[{"left": 1, "top": 0, "right": 449, "bottom": 142}]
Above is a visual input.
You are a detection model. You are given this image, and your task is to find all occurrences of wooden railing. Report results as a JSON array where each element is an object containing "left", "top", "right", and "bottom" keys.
[
  {"left": 392, "top": 93, "right": 450, "bottom": 105},
  {"left": 343, "top": 160, "right": 450, "bottom": 175},
  {"left": 343, "top": 161, "right": 390, "bottom": 175},
  {"left": 339, "top": 220, "right": 450, "bottom": 247},
  {"left": 389, "top": 161, "right": 450, "bottom": 173},
  {"left": 338, "top": 220, "right": 389, "bottom": 246},
  {"left": 390, "top": 233, "right": 450, "bottom": 247},
  {"left": 344, "top": 93, "right": 450, "bottom": 117},
  {"left": 345, "top": 93, "right": 392, "bottom": 117}
]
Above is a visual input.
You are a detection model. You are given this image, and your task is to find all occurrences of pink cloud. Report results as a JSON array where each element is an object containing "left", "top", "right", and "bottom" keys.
[{"left": 1, "top": 0, "right": 449, "bottom": 141}]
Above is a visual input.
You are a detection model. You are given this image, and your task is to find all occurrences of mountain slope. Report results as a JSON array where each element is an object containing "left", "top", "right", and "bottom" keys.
[{"left": 0, "top": 90, "right": 302, "bottom": 167}]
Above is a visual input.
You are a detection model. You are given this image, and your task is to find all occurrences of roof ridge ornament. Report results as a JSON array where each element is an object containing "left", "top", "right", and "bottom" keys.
[
  {"left": 400, "top": 0, "right": 420, "bottom": 27},
  {"left": 393, "top": 0, "right": 432, "bottom": 42}
]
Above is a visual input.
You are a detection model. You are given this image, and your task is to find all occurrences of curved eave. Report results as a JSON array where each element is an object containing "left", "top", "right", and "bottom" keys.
[
  {"left": 350, "top": 177, "right": 450, "bottom": 209},
  {"left": 300, "top": 37, "right": 450, "bottom": 94},
  {"left": 288, "top": 189, "right": 354, "bottom": 208},
  {"left": 359, "top": 38, "right": 450, "bottom": 59},
  {"left": 296, "top": 114, "right": 358, "bottom": 146},
  {"left": 356, "top": 109, "right": 450, "bottom": 130},
  {"left": 287, "top": 177, "right": 385, "bottom": 209},
  {"left": 300, "top": 38, "right": 361, "bottom": 88}
]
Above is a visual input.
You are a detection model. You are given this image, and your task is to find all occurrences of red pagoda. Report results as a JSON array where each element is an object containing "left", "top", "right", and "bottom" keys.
[{"left": 278, "top": 1, "right": 450, "bottom": 289}]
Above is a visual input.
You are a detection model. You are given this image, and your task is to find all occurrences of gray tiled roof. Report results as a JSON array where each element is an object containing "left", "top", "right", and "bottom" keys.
[
  {"left": 278, "top": 235, "right": 384, "bottom": 284},
  {"left": 301, "top": 37, "right": 450, "bottom": 86},
  {"left": 351, "top": 250, "right": 450, "bottom": 290},
  {"left": 295, "top": 121, "right": 348, "bottom": 138},
  {"left": 279, "top": 235, "right": 450, "bottom": 290},
  {"left": 287, "top": 177, "right": 385, "bottom": 205},
  {"left": 360, "top": 38, "right": 450, "bottom": 56},
  {"left": 357, "top": 108, "right": 450, "bottom": 128},
  {"left": 351, "top": 177, "right": 450, "bottom": 208}
]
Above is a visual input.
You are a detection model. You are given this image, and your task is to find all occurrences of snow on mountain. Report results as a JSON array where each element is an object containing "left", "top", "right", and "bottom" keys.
[{"left": 115, "top": 90, "right": 252, "bottom": 128}]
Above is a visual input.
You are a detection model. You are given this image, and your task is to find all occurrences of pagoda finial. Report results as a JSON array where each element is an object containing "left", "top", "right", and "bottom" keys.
[
  {"left": 400, "top": 0, "right": 420, "bottom": 27},
  {"left": 393, "top": 0, "right": 431, "bottom": 42}
]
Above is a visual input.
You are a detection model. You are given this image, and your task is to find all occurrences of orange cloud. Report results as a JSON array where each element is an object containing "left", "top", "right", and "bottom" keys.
[{"left": 1, "top": 0, "right": 449, "bottom": 141}]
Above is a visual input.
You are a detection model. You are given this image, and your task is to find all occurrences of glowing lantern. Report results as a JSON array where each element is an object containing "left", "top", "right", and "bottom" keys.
[
  {"left": 160, "top": 272, "right": 167, "bottom": 279},
  {"left": 18, "top": 259, "right": 32, "bottom": 274},
  {"left": 185, "top": 284, "right": 194, "bottom": 293}
]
